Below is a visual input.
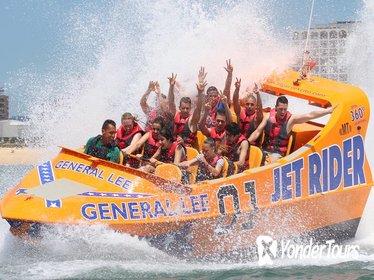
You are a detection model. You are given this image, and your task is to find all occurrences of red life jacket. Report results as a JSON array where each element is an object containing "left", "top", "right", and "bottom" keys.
[
  {"left": 116, "top": 123, "right": 144, "bottom": 149},
  {"left": 197, "top": 154, "right": 223, "bottom": 181},
  {"left": 143, "top": 132, "right": 160, "bottom": 159},
  {"left": 173, "top": 112, "right": 197, "bottom": 147},
  {"left": 239, "top": 108, "right": 262, "bottom": 146},
  {"left": 239, "top": 108, "right": 256, "bottom": 136},
  {"left": 158, "top": 141, "right": 186, "bottom": 163},
  {"left": 223, "top": 135, "right": 249, "bottom": 172},
  {"left": 210, "top": 127, "right": 226, "bottom": 146},
  {"left": 263, "top": 108, "right": 292, "bottom": 156}
]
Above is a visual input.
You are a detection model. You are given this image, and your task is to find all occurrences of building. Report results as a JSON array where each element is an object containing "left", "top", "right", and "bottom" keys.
[
  {"left": 0, "top": 88, "right": 9, "bottom": 120},
  {"left": 0, "top": 119, "right": 30, "bottom": 145},
  {"left": 291, "top": 21, "right": 357, "bottom": 82}
]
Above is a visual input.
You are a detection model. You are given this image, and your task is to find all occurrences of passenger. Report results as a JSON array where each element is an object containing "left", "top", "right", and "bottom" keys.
[
  {"left": 222, "top": 122, "right": 249, "bottom": 172},
  {"left": 200, "top": 107, "right": 231, "bottom": 146},
  {"left": 178, "top": 137, "right": 224, "bottom": 182},
  {"left": 168, "top": 68, "right": 206, "bottom": 147},
  {"left": 116, "top": 112, "right": 144, "bottom": 167},
  {"left": 145, "top": 127, "right": 187, "bottom": 173},
  {"left": 233, "top": 78, "right": 263, "bottom": 146},
  {"left": 248, "top": 96, "right": 338, "bottom": 163},
  {"left": 140, "top": 81, "right": 169, "bottom": 131},
  {"left": 84, "top": 119, "right": 120, "bottom": 163},
  {"left": 204, "top": 59, "right": 233, "bottom": 128},
  {"left": 124, "top": 117, "right": 164, "bottom": 161}
]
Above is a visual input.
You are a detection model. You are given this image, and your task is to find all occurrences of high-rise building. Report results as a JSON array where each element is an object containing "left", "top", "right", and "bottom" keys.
[
  {"left": 291, "top": 21, "right": 357, "bottom": 82},
  {"left": 0, "top": 88, "right": 9, "bottom": 120}
]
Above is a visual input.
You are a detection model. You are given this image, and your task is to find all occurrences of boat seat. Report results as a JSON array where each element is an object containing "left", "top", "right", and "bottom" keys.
[
  {"left": 285, "top": 133, "right": 294, "bottom": 156},
  {"left": 249, "top": 145, "right": 263, "bottom": 169},
  {"left": 222, "top": 157, "right": 237, "bottom": 178},
  {"left": 119, "top": 151, "right": 124, "bottom": 165},
  {"left": 195, "top": 131, "right": 207, "bottom": 152},
  {"left": 154, "top": 163, "right": 182, "bottom": 183},
  {"left": 186, "top": 147, "right": 199, "bottom": 183}
]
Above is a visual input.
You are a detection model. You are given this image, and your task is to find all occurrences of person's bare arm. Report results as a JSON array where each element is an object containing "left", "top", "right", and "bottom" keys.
[
  {"left": 154, "top": 81, "right": 168, "bottom": 113},
  {"left": 140, "top": 81, "right": 155, "bottom": 115},
  {"left": 235, "top": 140, "right": 249, "bottom": 167},
  {"left": 248, "top": 113, "right": 268, "bottom": 143},
  {"left": 167, "top": 73, "right": 177, "bottom": 117},
  {"left": 201, "top": 156, "right": 223, "bottom": 177},
  {"left": 189, "top": 67, "right": 207, "bottom": 132},
  {"left": 220, "top": 90, "right": 232, "bottom": 124},
  {"left": 124, "top": 132, "right": 149, "bottom": 155},
  {"left": 178, "top": 157, "right": 198, "bottom": 168},
  {"left": 122, "top": 132, "right": 143, "bottom": 153},
  {"left": 173, "top": 145, "right": 185, "bottom": 164},
  {"left": 223, "top": 59, "right": 233, "bottom": 105},
  {"left": 150, "top": 147, "right": 162, "bottom": 162},
  {"left": 287, "top": 104, "right": 338, "bottom": 134},
  {"left": 233, "top": 78, "right": 242, "bottom": 118},
  {"left": 253, "top": 83, "right": 264, "bottom": 127},
  {"left": 199, "top": 104, "right": 212, "bottom": 137}
]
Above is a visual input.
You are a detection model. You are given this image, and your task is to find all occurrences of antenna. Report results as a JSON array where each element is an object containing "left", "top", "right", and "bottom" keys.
[
  {"left": 304, "top": 0, "right": 316, "bottom": 53},
  {"left": 294, "top": 0, "right": 316, "bottom": 85}
]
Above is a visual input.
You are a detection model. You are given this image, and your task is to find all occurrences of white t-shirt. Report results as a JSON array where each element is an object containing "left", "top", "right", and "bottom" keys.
[{"left": 196, "top": 154, "right": 224, "bottom": 167}]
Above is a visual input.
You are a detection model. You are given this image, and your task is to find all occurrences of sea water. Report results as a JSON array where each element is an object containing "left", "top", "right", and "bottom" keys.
[{"left": 1, "top": 1, "right": 374, "bottom": 279}]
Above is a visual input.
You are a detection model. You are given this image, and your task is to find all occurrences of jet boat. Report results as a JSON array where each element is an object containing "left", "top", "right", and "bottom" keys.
[{"left": 1, "top": 71, "right": 372, "bottom": 260}]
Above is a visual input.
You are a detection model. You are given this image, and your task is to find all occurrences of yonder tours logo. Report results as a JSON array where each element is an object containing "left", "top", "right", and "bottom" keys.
[{"left": 256, "top": 235, "right": 359, "bottom": 265}]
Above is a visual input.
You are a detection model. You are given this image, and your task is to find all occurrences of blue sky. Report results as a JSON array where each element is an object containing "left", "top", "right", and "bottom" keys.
[{"left": 0, "top": 0, "right": 363, "bottom": 87}]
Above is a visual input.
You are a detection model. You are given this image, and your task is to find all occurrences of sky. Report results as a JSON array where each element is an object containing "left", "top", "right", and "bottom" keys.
[{"left": 0, "top": 0, "right": 364, "bottom": 97}]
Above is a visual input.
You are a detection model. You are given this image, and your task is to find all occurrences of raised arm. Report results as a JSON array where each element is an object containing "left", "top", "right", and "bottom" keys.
[
  {"left": 287, "top": 104, "right": 338, "bottom": 134},
  {"left": 233, "top": 78, "right": 242, "bottom": 118},
  {"left": 223, "top": 59, "right": 233, "bottom": 105},
  {"left": 167, "top": 73, "right": 177, "bottom": 116},
  {"left": 253, "top": 83, "right": 264, "bottom": 127},
  {"left": 189, "top": 67, "right": 207, "bottom": 131},
  {"left": 220, "top": 90, "right": 233, "bottom": 125},
  {"left": 154, "top": 81, "right": 168, "bottom": 113},
  {"left": 140, "top": 81, "right": 155, "bottom": 115},
  {"left": 199, "top": 103, "right": 212, "bottom": 137}
]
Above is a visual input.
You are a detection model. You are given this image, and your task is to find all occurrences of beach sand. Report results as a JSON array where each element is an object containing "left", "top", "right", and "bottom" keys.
[{"left": 0, "top": 147, "right": 51, "bottom": 165}]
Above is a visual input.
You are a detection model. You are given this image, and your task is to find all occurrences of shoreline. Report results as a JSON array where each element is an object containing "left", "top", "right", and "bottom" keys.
[{"left": 0, "top": 147, "right": 49, "bottom": 165}]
